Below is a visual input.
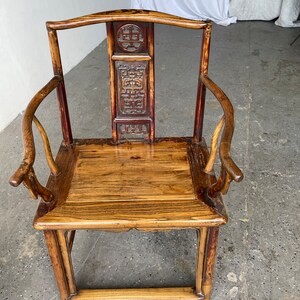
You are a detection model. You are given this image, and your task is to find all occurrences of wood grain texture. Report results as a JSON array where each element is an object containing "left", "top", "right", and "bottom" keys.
[
  {"left": 57, "top": 230, "right": 77, "bottom": 295},
  {"left": 71, "top": 287, "right": 198, "bottom": 299},
  {"left": 32, "top": 116, "right": 59, "bottom": 175},
  {"left": 23, "top": 168, "right": 53, "bottom": 202},
  {"left": 44, "top": 230, "right": 70, "bottom": 300},
  {"left": 34, "top": 199, "right": 225, "bottom": 230},
  {"left": 9, "top": 76, "right": 62, "bottom": 187},
  {"left": 148, "top": 23, "right": 155, "bottom": 141},
  {"left": 9, "top": 13, "right": 244, "bottom": 300},
  {"left": 200, "top": 75, "right": 243, "bottom": 183},
  {"left": 221, "top": 171, "right": 232, "bottom": 195},
  {"left": 68, "top": 141, "right": 194, "bottom": 202},
  {"left": 106, "top": 22, "right": 117, "bottom": 141},
  {"left": 200, "top": 25, "right": 212, "bottom": 75},
  {"left": 202, "top": 227, "right": 219, "bottom": 300},
  {"left": 195, "top": 228, "right": 208, "bottom": 298},
  {"left": 109, "top": 21, "right": 154, "bottom": 142},
  {"left": 112, "top": 54, "right": 151, "bottom": 61},
  {"left": 33, "top": 139, "right": 227, "bottom": 231},
  {"left": 48, "top": 29, "right": 73, "bottom": 145},
  {"left": 204, "top": 116, "right": 225, "bottom": 173},
  {"left": 68, "top": 230, "right": 76, "bottom": 252},
  {"left": 193, "top": 23, "right": 211, "bottom": 142},
  {"left": 46, "top": 10, "right": 209, "bottom": 31},
  {"left": 33, "top": 142, "right": 77, "bottom": 224}
]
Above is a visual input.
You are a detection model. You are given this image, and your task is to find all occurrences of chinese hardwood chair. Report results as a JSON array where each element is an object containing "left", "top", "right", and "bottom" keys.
[{"left": 9, "top": 10, "right": 243, "bottom": 300}]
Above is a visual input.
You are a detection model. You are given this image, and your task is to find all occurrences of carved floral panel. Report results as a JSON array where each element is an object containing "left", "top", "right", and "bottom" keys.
[{"left": 116, "top": 61, "right": 148, "bottom": 117}]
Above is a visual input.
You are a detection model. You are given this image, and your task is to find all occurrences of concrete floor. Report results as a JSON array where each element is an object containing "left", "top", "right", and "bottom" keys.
[{"left": 1, "top": 21, "right": 300, "bottom": 300}]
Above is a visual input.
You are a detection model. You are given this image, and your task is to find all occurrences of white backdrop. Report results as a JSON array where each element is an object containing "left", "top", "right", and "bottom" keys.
[
  {"left": 132, "top": 0, "right": 300, "bottom": 27},
  {"left": 230, "top": 0, "right": 300, "bottom": 27},
  {"left": 131, "top": 0, "right": 236, "bottom": 26}
]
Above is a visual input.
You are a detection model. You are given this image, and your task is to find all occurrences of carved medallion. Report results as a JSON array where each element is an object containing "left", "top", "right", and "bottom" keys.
[
  {"left": 117, "top": 24, "right": 145, "bottom": 52},
  {"left": 116, "top": 61, "right": 148, "bottom": 116}
]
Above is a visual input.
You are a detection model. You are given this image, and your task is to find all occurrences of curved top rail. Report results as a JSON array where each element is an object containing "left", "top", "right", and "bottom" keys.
[
  {"left": 46, "top": 9, "right": 209, "bottom": 31},
  {"left": 201, "top": 74, "right": 243, "bottom": 182}
]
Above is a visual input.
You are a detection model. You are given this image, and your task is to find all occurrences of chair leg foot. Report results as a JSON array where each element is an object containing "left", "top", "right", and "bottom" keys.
[
  {"left": 57, "top": 230, "right": 77, "bottom": 295},
  {"left": 195, "top": 291, "right": 205, "bottom": 300},
  {"left": 202, "top": 284, "right": 213, "bottom": 300},
  {"left": 195, "top": 227, "right": 219, "bottom": 300},
  {"left": 44, "top": 230, "right": 77, "bottom": 300}
]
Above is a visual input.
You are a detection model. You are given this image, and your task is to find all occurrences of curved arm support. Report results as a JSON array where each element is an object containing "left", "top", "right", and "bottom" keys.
[
  {"left": 208, "top": 165, "right": 233, "bottom": 197},
  {"left": 23, "top": 168, "right": 54, "bottom": 202},
  {"left": 204, "top": 116, "right": 225, "bottom": 173},
  {"left": 208, "top": 166, "right": 227, "bottom": 197},
  {"left": 46, "top": 9, "right": 208, "bottom": 31},
  {"left": 33, "top": 116, "right": 59, "bottom": 175},
  {"left": 201, "top": 75, "right": 243, "bottom": 183},
  {"left": 9, "top": 76, "right": 62, "bottom": 188}
]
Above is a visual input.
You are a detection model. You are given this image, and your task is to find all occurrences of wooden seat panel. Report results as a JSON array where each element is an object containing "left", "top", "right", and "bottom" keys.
[
  {"left": 68, "top": 141, "right": 195, "bottom": 203},
  {"left": 34, "top": 199, "right": 225, "bottom": 230},
  {"left": 33, "top": 139, "right": 227, "bottom": 230}
]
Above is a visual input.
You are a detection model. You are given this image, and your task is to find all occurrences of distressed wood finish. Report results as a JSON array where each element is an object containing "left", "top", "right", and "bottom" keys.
[
  {"left": 204, "top": 116, "right": 225, "bottom": 173},
  {"left": 34, "top": 199, "right": 225, "bottom": 231},
  {"left": 195, "top": 228, "right": 208, "bottom": 298},
  {"left": 200, "top": 74, "right": 243, "bottom": 194},
  {"left": 9, "top": 76, "right": 63, "bottom": 202},
  {"left": 68, "top": 141, "right": 195, "bottom": 203},
  {"left": 72, "top": 287, "right": 198, "bottom": 300},
  {"left": 202, "top": 227, "right": 219, "bottom": 300},
  {"left": 201, "top": 74, "right": 242, "bottom": 182},
  {"left": 107, "top": 21, "right": 155, "bottom": 142},
  {"left": 44, "top": 230, "right": 70, "bottom": 299},
  {"left": 9, "top": 76, "right": 62, "bottom": 188},
  {"left": 148, "top": 22, "right": 155, "bottom": 140},
  {"left": 193, "top": 23, "right": 212, "bottom": 142},
  {"left": 33, "top": 139, "right": 227, "bottom": 231},
  {"left": 48, "top": 29, "right": 73, "bottom": 145},
  {"left": 112, "top": 54, "right": 151, "bottom": 61},
  {"left": 9, "top": 9, "right": 244, "bottom": 300},
  {"left": 46, "top": 10, "right": 208, "bottom": 31},
  {"left": 56, "top": 230, "right": 77, "bottom": 295},
  {"left": 33, "top": 116, "right": 59, "bottom": 175},
  {"left": 68, "top": 230, "right": 76, "bottom": 252},
  {"left": 106, "top": 22, "right": 117, "bottom": 141}
]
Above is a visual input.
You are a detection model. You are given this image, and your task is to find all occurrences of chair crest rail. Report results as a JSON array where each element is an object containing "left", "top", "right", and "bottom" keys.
[
  {"left": 201, "top": 75, "right": 243, "bottom": 195},
  {"left": 46, "top": 9, "right": 209, "bottom": 31},
  {"left": 9, "top": 76, "right": 62, "bottom": 201}
]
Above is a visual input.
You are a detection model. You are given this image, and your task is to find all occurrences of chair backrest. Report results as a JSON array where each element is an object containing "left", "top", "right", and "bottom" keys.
[{"left": 46, "top": 10, "right": 211, "bottom": 144}]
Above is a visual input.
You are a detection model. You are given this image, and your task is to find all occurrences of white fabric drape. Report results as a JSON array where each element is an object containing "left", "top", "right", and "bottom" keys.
[
  {"left": 229, "top": 0, "right": 282, "bottom": 21},
  {"left": 131, "top": 0, "right": 237, "bottom": 26},
  {"left": 132, "top": 0, "right": 300, "bottom": 28},
  {"left": 230, "top": 0, "right": 300, "bottom": 27},
  {"left": 275, "top": 0, "right": 300, "bottom": 27}
]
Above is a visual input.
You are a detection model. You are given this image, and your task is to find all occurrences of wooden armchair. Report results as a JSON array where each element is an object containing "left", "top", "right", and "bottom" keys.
[{"left": 9, "top": 10, "right": 243, "bottom": 300}]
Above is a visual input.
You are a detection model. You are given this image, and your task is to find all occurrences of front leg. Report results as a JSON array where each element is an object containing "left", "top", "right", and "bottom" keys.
[{"left": 195, "top": 227, "right": 219, "bottom": 300}]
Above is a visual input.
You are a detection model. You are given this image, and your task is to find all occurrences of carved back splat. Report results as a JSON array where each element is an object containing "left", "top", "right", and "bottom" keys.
[{"left": 107, "top": 22, "right": 155, "bottom": 143}]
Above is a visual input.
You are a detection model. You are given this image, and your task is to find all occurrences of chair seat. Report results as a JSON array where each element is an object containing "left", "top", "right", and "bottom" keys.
[{"left": 33, "top": 138, "right": 227, "bottom": 231}]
